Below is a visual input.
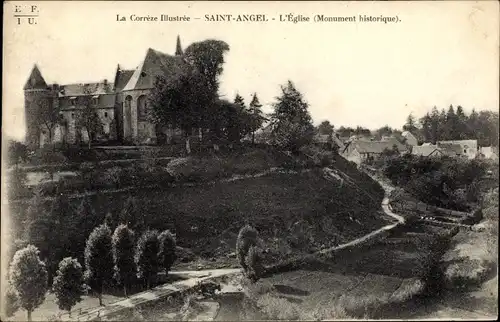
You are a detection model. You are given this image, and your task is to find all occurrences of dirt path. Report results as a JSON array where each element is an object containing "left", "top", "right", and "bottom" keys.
[{"left": 58, "top": 269, "right": 240, "bottom": 321}]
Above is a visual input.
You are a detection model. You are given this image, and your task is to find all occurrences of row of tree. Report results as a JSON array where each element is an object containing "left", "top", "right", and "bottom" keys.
[
  {"left": 317, "top": 105, "right": 498, "bottom": 149},
  {"left": 6, "top": 222, "right": 176, "bottom": 321}
]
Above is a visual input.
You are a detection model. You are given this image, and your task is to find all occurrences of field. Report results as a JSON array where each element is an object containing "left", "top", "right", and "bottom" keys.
[{"left": 242, "top": 223, "right": 447, "bottom": 320}]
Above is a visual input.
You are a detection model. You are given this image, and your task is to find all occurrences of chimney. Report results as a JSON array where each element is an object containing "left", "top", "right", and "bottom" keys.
[{"left": 103, "top": 79, "right": 108, "bottom": 85}]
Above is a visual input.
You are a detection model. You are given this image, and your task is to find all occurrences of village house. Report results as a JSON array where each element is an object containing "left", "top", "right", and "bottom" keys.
[
  {"left": 436, "top": 139, "right": 478, "bottom": 159},
  {"left": 341, "top": 137, "right": 407, "bottom": 165},
  {"left": 313, "top": 133, "right": 345, "bottom": 151},
  {"left": 24, "top": 36, "right": 185, "bottom": 148},
  {"left": 478, "top": 146, "right": 499, "bottom": 160},
  {"left": 401, "top": 131, "right": 418, "bottom": 146},
  {"left": 411, "top": 144, "right": 444, "bottom": 158}
]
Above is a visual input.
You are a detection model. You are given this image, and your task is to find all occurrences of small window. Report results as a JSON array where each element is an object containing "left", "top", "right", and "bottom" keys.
[
  {"left": 104, "top": 112, "right": 108, "bottom": 118},
  {"left": 464, "top": 149, "right": 467, "bottom": 153},
  {"left": 71, "top": 113, "right": 75, "bottom": 119},
  {"left": 92, "top": 98, "right": 98, "bottom": 105}
]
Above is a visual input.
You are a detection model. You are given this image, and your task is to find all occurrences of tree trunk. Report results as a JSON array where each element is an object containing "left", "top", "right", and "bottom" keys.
[
  {"left": 69, "top": 310, "right": 72, "bottom": 317},
  {"left": 185, "top": 136, "right": 191, "bottom": 154},
  {"left": 98, "top": 293, "right": 103, "bottom": 306},
  {"left": 88, "top": 130, "right": 92, "bottom": 149},
  {"left": 252, "top": 131, "right": 255, "bottom": 145},
  {"left": 124, "top": 285, "right": 128, "bottom": 298},
  {"left": 27, "top": 309, "right": 32, "bottom": 322}
]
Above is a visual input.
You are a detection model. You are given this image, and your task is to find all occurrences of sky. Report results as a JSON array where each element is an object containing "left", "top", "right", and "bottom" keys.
[{"left": 3, "top": 1, "right": 499, "bottom": 141}]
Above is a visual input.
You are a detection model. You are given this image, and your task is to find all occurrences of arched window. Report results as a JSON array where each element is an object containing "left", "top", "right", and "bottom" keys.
[{"left": 137, "top": 95, "right": 148, "bottom": 121}]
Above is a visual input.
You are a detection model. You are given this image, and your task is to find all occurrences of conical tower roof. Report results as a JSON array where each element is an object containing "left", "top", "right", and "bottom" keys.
[{"left": 24, "top": 64, "right": 48, "bottom": 90}]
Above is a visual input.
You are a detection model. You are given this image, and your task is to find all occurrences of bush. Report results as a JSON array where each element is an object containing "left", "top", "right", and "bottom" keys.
[
  {"left": 135, "top": 230, "right": 160, "bottom": 289},
  {"left": 9, "top": 245, "right": 48, "bottom": 321},
  {"left": 245, "top": 245, "right": 264, "bottom": 282},
  {"left": 112, "top": 224, "right": 136, "bottom": 297},
  {"left": 236, "top": 225, "right": 258, "bottom": 273},
  {"left": 158, "top": 230, "right": 177, "bottom": 274},
  {"left": 52, "top": 257, "right": 86, "bottom": 314},
  {"left": 84, "top": 224, "right": 114, "bottom": 306}
]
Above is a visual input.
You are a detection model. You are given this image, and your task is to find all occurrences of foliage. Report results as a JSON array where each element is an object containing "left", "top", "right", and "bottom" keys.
[
  {"left": 158, "top": 230, "right": 177, "bottom": 274},
  {"left": 52, "top": 257, "right": 85, "bottom": 313},
  {"left": 8, "top": 140, "right": 28, "bottom": 167},
  {"left": 382, "top": 154, "right": 487, "bottom": 210},
  {"left": 208, "top": 99, "right": 252, "bottom": 146},
  {"left": 245, "top": 245, "right": 264, "bottom": 282},
  {"left": 135, "top": 230, "right": 160, "bottom": 289},
  {"left": 119, "top": 196, "right": 145, "bottom": 232},
  {"left": 4, "top": 283, "right": 20, "bottom": 317},
  {"left": 84, "top": 223, "right": 114, "bottom": 305},
  {"left": 31, "top": 96, "right": 61, "bottom": 144},
  {"left": 111, "top": 224, "right": 136, "bottom": 297},
  {"left": 317, "top": 120, "right": 334, "bottom": 136},
  {"left": 8, "top": 245, "right": 48, "bottom": 321},
  {"left": 417, "top": 106, "right": 499, "bottom": 146},
  {"left": 248, "top": 93, "right": 266, "bottom": 144},
  {"left": 75, "top": 100, "right": 104, "bottom": 148},
  {"left": 184, "top": 39, "right": 230, "bottom": 94},
  {"left": 236, "top": 225, "right": 258, "bottom": 273}
]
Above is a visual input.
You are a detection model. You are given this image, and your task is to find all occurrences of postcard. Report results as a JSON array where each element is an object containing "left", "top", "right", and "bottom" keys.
[{"left": 2, "top": 1, "right": 498, "bottom": 321}]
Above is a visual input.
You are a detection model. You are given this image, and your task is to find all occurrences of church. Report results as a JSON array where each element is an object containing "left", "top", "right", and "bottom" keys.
[{"left": 24, "top": 36, "right": 185, "bottom": 148}]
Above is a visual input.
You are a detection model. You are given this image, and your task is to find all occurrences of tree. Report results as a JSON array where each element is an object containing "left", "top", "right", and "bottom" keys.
[
  {"left": 455, "top": 106, "right": 468, "bottom": 139},
  {"left": 8, "top": 140, "right": 28, "bottom": 168},
  {"left": 236, "top": 225, "right": 258, "bottom": 273},
  {"left": 244, "top": 245, "right": 264, "bottom": 283},
  {"left": 375, "top": 125, "right": 393, "bottom": 140},
  {"left": 52, "top": 257, "right": 85, "bottom": 316},
  {"left": 112, "top": 224, "right": 136, "bottom": 297},
  {"left": 444, "top": 105, "right": 460, "bottom": 140},
  {"left": 270, "top": 81, "right": 315, "bottom": 153},
  {"left": 135, "top": 230, "right": 160, "bottom": 289},
  {"left": 32, "top": 97, "right": 59, "bottom": 146},
  {"left": 158, "top": 230, "right": 177, "bottom": 275},
  {"left": 403, "top": 113, "right": 419, "bottom": 134},
  {"left": 184, "top": 39, "right": 230, "bottom": 95},
  {"left": 84, "top": 224, "right": 114, "bottom": 306},
  {"left": 234, "top": 93, "right": 246, "bottom": 110},
  {"left": 76, "top": 102, "right": 104, "bottom": 149},
  {"left": 248, "top": 93, "right": 266, "bottom": 145},
  {"left": 9, "top": 245, "right": 48, "bottom": 321},
  {"left": 318, "top": 120, "right": 334, "bottom": 136},
  {"left": 119, "top": 195, "right": 145, "bottom": 232},
  {"left": 149, "top": 66, "right": 212, "bottom": 154}
]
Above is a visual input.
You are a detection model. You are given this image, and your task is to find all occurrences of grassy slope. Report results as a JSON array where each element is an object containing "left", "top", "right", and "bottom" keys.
[{"left": 10, "top": 149, "right": 385, "bottom": 271}]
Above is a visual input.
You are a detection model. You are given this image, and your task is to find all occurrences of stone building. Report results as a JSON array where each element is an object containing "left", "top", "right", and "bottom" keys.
[{"left": 24, "top": 36, "right": 184, "bottom": 148}]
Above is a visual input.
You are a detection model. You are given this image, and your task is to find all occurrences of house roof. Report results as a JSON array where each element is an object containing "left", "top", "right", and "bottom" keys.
[
  {"left": 402, "top": 131, "right": 416, "bottom": 138},
  {"left": 122, "top": 48, "right": 185, "bottom": 91},
  {"left": 24, "top": 65, "right": 48, "bottom": 90},
  {"left": 100, "top": 94, "right": 116, "bottom": 108},
  {"left": 437, "top": 142, "right": 463, "bottom": 156},
  {"left": 58, "top": 82, "right": 114, "bottom": 97},
  {"left": 412, "top": 145, "right": 443, "bottom": 157},
  {"left": 114, "top": 69, "right": 135, "bottom": 92},
  {"left": 437, "top": 140, "right": 478, "bottom": 148},
  {"left": 347, "top": 139, "right": 406, "bottom": 154}
]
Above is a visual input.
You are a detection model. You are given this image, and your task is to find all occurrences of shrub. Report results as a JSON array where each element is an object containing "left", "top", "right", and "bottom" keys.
[
  {"left": 236, "top": 225, "right": 258, "bottom": 273},
  {"left": 112, "top": 224, "right": 136, "bottom": 297},
  {"left": 84, "top": 224, "right": 114, "bottom": 306},
  {"left": 158, "top": 230, "right": 177, "bottom": 274},
  {"left": 135, "top": 230, "right": 160, "bottom": 289},
  {"left": 9, "top": 245, "right": 48, "bottom": 322},
  {"left": 52, "top": 257, "right": 86, "bottom": 315},
  {"left": 245, "top": 245, "right": 264, "bottom": 282}
]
